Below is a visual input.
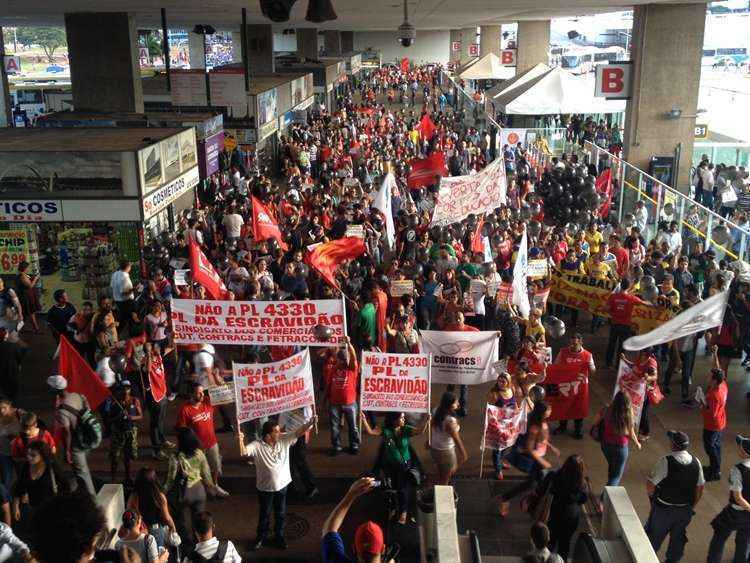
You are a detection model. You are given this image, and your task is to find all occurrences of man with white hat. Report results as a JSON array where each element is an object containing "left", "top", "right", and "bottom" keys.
[{"left": 48, "top": 374, "right": 96, "bottom": 494}]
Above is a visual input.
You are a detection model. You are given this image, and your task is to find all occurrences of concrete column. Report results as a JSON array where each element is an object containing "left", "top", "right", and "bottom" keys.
[
  {"left": 323, "top": 30, "right": 341, "bottom": 56},
  {"left": 296, "top": 28, "right": 318, "bottom": 60},
  {"left": 231, "top": 31, "right": 242, "bottom": 63},
  {"left": 341, "top": 31, "right": 354, "bottom": 53},
  {"left": 243, "top": 24, "right": 275, "bottom": 74},
  {"left": 188, "top": 31, "right": 206, "bottom": 69},
  {"left": 65, "top": 12, "right": 144, "bottom": 113},
  {"left": 516, "top": 20, "right": 550, "bottom": 73},
  {"left": 623, "top": 3, "right": 705, "bottom": 189},
  {"left": 0, "top": 27, "right": 12, "bottom": 127},
  {"left": 460, "top": 27, "right": 477, "bottom": 64},
  {"left": 449, "top": 29, "right": 461, "bottom": 65},
  {"left": 480, "top": 25, "right": 501, "bottom": 57}
]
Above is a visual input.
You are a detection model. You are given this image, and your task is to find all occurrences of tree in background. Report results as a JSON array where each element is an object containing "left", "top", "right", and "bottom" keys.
[{"left": 15, "top": 27, "right": 67, "bottom": 62}]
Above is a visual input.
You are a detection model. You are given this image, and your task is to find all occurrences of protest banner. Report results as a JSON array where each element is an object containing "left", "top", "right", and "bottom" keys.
[
  {"left": 233, "top": 349, "right": 315, "bottom": 422},
  {"left": 527, "top": 259, "right": 548, "bottom": 279},
  {"left": 431, "top": 157, "right": 507, "bottom": 226},
  {"left": 171, "top": 298, "right": 346, "bottom": 346},
  {"left": 543, "top": 364, "right": 590, "bottom": 421},
  {"left": 345, "top": 224, "right": 365, "bottom": 239},
  {"left": 614, "top": 361, "right": 647, "bottom": 424},
  {"left": 360, "top": 352, "right": 430, "bottom": 413},
  {"left": 0, "top": 230, "right": 28, "bottom": 275},
  {"left": 483, "top": 404, "right": 527, "bottom": 451},
  {"left": 531, "top": 287, "right": 550, "bottom": 310},
  {"left": 208, "top": 383, "right": 235, "bottom": 405},
  {"left": 419, "top": 330, "right": 499, "bottom": 385},
  {"left": 174, "top": 269, "right": 189, "bottom": 287},
  {"left": 390, "top": 280, "right": 415, "bottom": 297}
]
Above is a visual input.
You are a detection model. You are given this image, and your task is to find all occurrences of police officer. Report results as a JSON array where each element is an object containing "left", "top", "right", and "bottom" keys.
[
  {"left": 644, "top": 430, "right": 704, "bottom": 563},
  {"left": 706, "top": 435, "right": 750, "bottom": 563}
]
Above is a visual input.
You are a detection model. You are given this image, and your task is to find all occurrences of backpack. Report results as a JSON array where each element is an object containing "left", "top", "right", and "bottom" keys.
[
  {"left": 188, "top": 540, "right": 229, "bottom": 563},
  {"left": 58, "top": 403, "right": 103, "bottom": 451}
]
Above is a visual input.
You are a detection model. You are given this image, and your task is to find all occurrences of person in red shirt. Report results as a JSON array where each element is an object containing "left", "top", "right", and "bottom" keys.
[
  {"left": 10, "top": 411, "right": 56, "bottom": 462},
  {"left": 605, "top": 279, "right": 647, "bottom": 367},
  {"left": 373, "top": 282, "right": 389, "bottom": 352},
  {"left": 552, "top": 333, "right": 596, "bottom": 439},
  {"left": 323, "top": 338, "right": 360, "bottom": 456},
  {"left": 609, "top": 235, "right": 630, "bottom": 278},
  {"left": 176, "top": 382, "right": 229, "bottom": 497},
  {"left": 702, "top": 347, "right": 728, "bottom": 481},
  {"left": 444, "top": 311, "right": 480, "bottom": 418}
]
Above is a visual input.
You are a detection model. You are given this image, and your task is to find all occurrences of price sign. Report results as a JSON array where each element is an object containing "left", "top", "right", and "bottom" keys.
[{"left": 0, "top": 230, "right": 28, "bottom": 275}]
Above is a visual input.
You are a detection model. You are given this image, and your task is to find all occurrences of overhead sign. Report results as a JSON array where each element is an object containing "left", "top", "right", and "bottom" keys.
[
  {"left": 170, "top": 69, "right": 208, "bottom": 106},
  {"left": 468, "top": 43, "right": 480, "bottom": 57},
  {"left": 451, "top": 41, "right": 462, "bottom": 52},
  {"left": 360, "top": 352, "right": 430, "bottom": 414},
  {"left": 500, "top": 49, "right": 516, "bottom": 66},
  {"left": 209, "top": 69, "right": 247, "bottom": 118},
  {"left": 0, "top": 230, "right": 29, "bottom": 275},
  {"left": 142, "top": 166, "right": 199, "bottom": 220},
  {"left": 594, "top": 62, "right": 632, "bottom": 100},
  {"left": 695, "top": 124, "right": 709, "bottom": 139},
  {"left": 0, "top": 200, "right": 63, "bottom": 222},
  {"left": 3, "top": 56, "right": 21, "bottom": 75}
]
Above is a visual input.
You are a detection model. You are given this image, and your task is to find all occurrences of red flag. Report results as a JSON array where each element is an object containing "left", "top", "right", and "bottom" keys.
[
  {"left": 189, "top": 239, "right": 229, "bottom": 299},
  {"left": 595, "top": 169, "right": 613, "bottom": 218},
  {"left": 542, "top": 364, "right": 590, "bottom": 421},
  {"left": 148, "top": 354, "right": 167, "bottom": 403},
  {"left": 400, "top": 57, "right": 409, "bottom": 73},
  {"left": 251, "top": 196, "right": 288, "bottom": 250},
  {"left": 305, "top": 237, "right": 366, "bottom": 289},
  {"left": 471, "top": 218, "right": 485, "bottom": 255},
  {"left": 416, "top": 114, "right": 437, "bottom": 140},
  {"left": 407, "top": 152, "right": 448, "bottom": 189},
  {"left": 58, "top": 337, "right": 110, "bottom": 410}
]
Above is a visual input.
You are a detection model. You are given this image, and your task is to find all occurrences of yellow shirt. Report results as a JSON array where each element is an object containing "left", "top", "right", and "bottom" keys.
[
  {"left": 584, "top": 230, "right": 603, "bottom": 254},
  {"left": 586, "top": 259, "right": 611, "bottom": 280},
  {"left": 528, "top": 322, "right": 546, "bottom": 342},
  {"left": 409, "top": 130, "right": 419, "bottom": 145}
]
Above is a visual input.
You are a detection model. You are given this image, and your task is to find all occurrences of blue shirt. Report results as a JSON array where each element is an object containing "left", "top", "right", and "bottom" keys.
[{"left": 322, "top": 532, "right": 352, "bottom": 563}]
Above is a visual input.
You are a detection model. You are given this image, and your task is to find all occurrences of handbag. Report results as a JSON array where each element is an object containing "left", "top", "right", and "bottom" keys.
[{"left": 647, "top": 383, "right": 664, "bottom": 405}]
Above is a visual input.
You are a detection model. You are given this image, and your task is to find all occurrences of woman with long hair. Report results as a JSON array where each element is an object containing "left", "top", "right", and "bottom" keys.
[
  {"left": 164, "top": 427, "right": 215, "bottom": 544},
  {"left": 593, "top": 391, "right": 641, "bottom": 488},
  {"left": 12, "top": 441, "right": 65, "bottom": 538},
  {"left": 548, "top": 455, "right": 588, "bottom": 560},
  {"left": 126, "top": 467, "right": 178, "bottom": 550},
  {"left": 16, "top": 262, "right": 39, "bottom": 334},
  {"left": 429, "top": 392, "right": 468, "bottom": 485},
  {"left": 361, "top": 411, "right": 430, "bottom": 524}
]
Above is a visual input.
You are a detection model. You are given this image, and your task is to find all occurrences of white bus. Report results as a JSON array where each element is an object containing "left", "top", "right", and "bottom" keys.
[{"left": 560, "top": 46, "right": 627, "bottom": 74}]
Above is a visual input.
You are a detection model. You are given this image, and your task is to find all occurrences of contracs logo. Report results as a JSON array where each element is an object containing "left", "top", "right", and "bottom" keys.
[
  {"left": 507, "top": 132, "right": 520, "bottom": 145},
  {"left": 0, "top": 201, "right": 59, "bottom": 219},
  {"left": 434, "top": 340, "right": 479, "bottom": 366}
]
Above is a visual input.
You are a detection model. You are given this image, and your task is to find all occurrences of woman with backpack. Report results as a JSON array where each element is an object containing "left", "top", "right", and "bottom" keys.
[
  {"left": 592, "top": 391, "right": 641, "bottom": 489},
  {"left": 126, "top": 467, "right": 178, "bottom": 551}
]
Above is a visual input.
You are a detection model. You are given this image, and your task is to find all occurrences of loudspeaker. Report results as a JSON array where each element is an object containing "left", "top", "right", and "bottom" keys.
[
  {"left": 567, "top": 30, "right": 580, "bottom": 39},
  {"left": 259, "top": 0, "right": 299, "bottom": 22},
  {"left": 306, "top": 0, "right": 338, "bottom": 23}
]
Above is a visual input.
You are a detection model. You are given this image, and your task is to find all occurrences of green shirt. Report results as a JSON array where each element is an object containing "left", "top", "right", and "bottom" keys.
[
  {"left": 358, "top": 302, "right": 377, "bottom": 345},
  {"left": 382, "top": 426, "right": 414, "bottom": 467},
  {"left": 457, "top": 263, "right": 479, "bottom": 291}
]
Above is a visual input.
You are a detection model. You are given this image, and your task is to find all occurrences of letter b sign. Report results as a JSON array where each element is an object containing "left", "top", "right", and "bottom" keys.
[{"left": 595, "top": 63, "right": 632, "bottom": 99}]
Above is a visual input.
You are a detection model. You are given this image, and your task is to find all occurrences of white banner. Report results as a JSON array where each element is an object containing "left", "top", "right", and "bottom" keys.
[
  {"left": 483, "top": 403, "right": 527, "bottom": 451},
  {"left": 233, "top": 349, "right": 315, "bottom": 422},
  {"left": 623, "top": 290, "right": 729, "bottom": 351},
  {"left": 613, "top": 361, "right": 646, "bottom": 425},
  {"left": 431, "top": 157, "right": 507, "bottom": 227},
  {"left": 373, "top": 173, "right": 396, "bottom": 249},
  {"left": 527, "top": 259, "right": 548, "bottom": 279},
  {"left": 170, "top": 298, "right": 346, "bottom": 346},
  {"left": 419, "top": 330, "right": 499, "bottom": 385},
  {"left": 390, "top": 280, "right": 415, "bottom": 297},
  {"left": 511, "top": 229, "right": 530, "bottom": 318},
  {"left": 499, "top": 128, "right": 527, "bottom": 148},
  {"left": 360, "top": 352, "right": 430, "bottom": 413}
]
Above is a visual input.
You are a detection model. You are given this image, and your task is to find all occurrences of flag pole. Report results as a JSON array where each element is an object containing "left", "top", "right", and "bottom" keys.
[
  {"left": 357, "top": 351, "right": 363, "bottom": 442},
  {"left": 479, "top": 405, "right": 488, "bottom": 479}
]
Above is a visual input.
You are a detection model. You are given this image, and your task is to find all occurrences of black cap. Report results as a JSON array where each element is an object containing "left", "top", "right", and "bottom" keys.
[
  {"left": 737, "top": 435, "right": 750, "bottom": 456},
  {"left": 667, "top": 430, "right": 689, "bottom": 450}
]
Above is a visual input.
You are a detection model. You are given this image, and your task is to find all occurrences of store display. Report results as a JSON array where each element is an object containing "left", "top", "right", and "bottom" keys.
[
  {"left": 80, "top": 241, "right": 116, "bottom": 301},
  {"left": 58, "top": 228, "right": 91, "bottom": 282}
]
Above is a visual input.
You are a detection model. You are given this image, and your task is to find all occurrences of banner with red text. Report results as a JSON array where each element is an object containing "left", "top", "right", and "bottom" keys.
[
  {"left": 170, "top": 298, "right": 346, "bottom": 346},
  {"left": 419, "top": 330, "right": 499, "bottom": 385},
  {"left": 614, "top": 361, "right": 647, "bottom": 425},
  {"left": 543, "top": 363, "right": 590, "bottom": 421},
  {"left": 430, "top": 157, "right": 507, "bottom": 226},
  {"left": 233, "top": 349, "right": 315, "bottom": 422},
  {"left": 483, "top": 404, "right": 527, "bottom": 451},
  {"left": 360, "top": 352, "right": 430, "bottom": 413}
]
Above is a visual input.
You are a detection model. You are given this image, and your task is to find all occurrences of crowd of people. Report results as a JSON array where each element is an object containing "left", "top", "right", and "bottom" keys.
[{"left": 0, "top": 62, "right": 749, "bottom": 563}]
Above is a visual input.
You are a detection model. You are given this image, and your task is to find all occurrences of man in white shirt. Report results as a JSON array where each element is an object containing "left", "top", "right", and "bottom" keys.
[
  {"left": 183, "top": 511, "right": 241, "bottom": 563},
  {"left": 110, "top": 260, "right": 135, "bottom": 337},
  {"left": 658, "top": 221, "right": 682, "bottom": 256},
  {"left": 634, "top": 200, "right": 649, "bottom": 234},
  {"left": 222, "top": 207, "right": 244, "bottom": 242},
  {"left": 240, "top": 416, "right": 317, "bottom": 551}
]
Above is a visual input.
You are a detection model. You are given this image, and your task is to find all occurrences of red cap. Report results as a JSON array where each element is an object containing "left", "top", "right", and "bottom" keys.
[{"left": 354, "top": 521, "right": 384, "bottom": 555}]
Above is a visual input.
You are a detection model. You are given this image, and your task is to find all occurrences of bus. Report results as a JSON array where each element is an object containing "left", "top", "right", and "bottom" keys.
[
  {"left": 702, "top": 46, "right": 748, "bottom": 67},
  {"left": 559, "top": 46, "right": 627, "bottom": 74},
  {"left": 8, "top": 80, "right": 72, "bottom": 123}
]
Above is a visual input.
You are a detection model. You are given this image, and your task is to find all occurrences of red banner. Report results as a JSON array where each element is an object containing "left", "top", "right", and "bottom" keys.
[
  {"left": 416, "top": 114, "right": 437, "bottom": 140},
  {"left": 305, "top": 237, "right": 366, "bottom": 289},
  {"left": 596, "top": 169, "right": 613, "bottom": 218},
  {"left": 58, "top": 337, "right": 110, "bottom": 410},
  {"left": 189, "top": 239, "right": 229, "bottom": 299},
  {"left": 471, "top": 218, "right": 485, "bottom": 255},
  {"left": 251, "top": 196, "right": 288, "bottom": 250},
  {"left": 542, "top": 363, "right": 589, "bottom": 421},
  {"left": 400, "top": 57, "right": 409, "bottom": 73},
  {"left": 408, "top": 152, "right": 447, "bottom": 189}
]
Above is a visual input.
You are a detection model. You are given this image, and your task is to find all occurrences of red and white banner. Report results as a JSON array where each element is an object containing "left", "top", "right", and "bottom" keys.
[
  {"left": 431, "top": 157, "right": 507, "bottom": 226},
  {"left": 614, "top": 361, "right": 646, "bottom": 424},
  {"left": 189, "top": 239, "right": 229, "bottom": 300},
  {"left": 408, "top": 152, "right": 448, "bottom": 189},
  {"left": 170, "top": 298, "right": 346, "bottom": 346},
  {"left": 419, "top": 330, "right": 499, "bottom": 385},
  {"left": 233, "top": 349, "right": 315, "bottom": 423},
  {"left": 543, "top": 364, "right": 590, "bottom": 421},
  {"left": 360, "top": 352, "right": 430, "bottom": 413},
  {"left": 483, "top": 403, "right": 527, "bottom": 451}
]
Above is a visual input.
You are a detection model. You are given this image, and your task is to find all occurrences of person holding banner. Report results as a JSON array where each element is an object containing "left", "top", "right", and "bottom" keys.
[
  {"left": 324, "top": 338, "right": 361, "bottom": 456},
  {"left": 429, "top": 392, "right": 468, "bottom": 485},
  {"left": 486, "top": 372, "right": 526, "bottom": 481},
  {"left": 552, "top": 333, "right": 595, "bottom": 440}
]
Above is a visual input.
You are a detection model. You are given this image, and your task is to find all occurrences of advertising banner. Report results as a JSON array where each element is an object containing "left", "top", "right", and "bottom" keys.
[
  {"left": 360, "top": 352, "right": 430, "bottom": 413},
  {"left": 483, "top": 404, "right": 527, "bottom": 451},
  {"left": 170, "top": 69, "right": 208, "bottom": 106},
  {"left": 0, "top": 200, "right": 63, "bottom": 222},
  {"left": 142, "top": 167, "right": 200, "bottom": 220},
  {"left": 209, "top": 69, "right": 247, "bottom": 117},
  {"left": 431, "top": 157, "right": 507, "bottom": 226},
  {"left": 234, "top": 350, "right": 315, "bottom": 423},
  {"left": 499, "top": 128, "right": 527, "bottom": 148},
  {"left": 0, "top": 230, "right": 28, "bottom": 275},
  {"left": 542, "top": 364, "right": 590, "bottom": 421},
  {"left": 614, "top": 361, "right": 646, "bottom": 424},
  {"left": 170, "top": 298, "right": 346, "bottom": 346},
  {"left": 198, "top": 131, "right": 224, "bottom": 178},
  {"left": 419, "top": 330, "right": 499, "bottom": 385}
]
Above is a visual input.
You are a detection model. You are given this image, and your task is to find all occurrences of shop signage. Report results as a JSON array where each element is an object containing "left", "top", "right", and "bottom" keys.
[
  {"left": 695, "top": 124, "right": 709, "bottom": 139},
  {"left": 451, "top": 41, "right": 461, "bottom": 52},
  {"left": 142, "top": 166, "right": 199, "bottom": 220},
  {"left": 350, "top": 54, "right": 362, "bottom": 75},
  {"left": 594, "top": 62, "right": 632, "bottom": 100},
  {"left": 198, "top": 131, "right": 224, "bottom": 178},
  {"left": 170, "top": 69, "right": 208, "bottom": 106},
  {"left": 468, "top": 43, "right": 480, "bottom": 57},
  {"left": 500, "top": 49, "right": 516, "bottom": 66},
  {"left": 280, "top": 111, "right": 293, "bottom": 130},
  {"left": 0, "top": 229, "right": 29, "bottom": 275},
  {"left": 0, "top": 200, "right": 63, "bottom": 222},
  {"left": 258, "top": 120, "right": 278, "bottom": 142}
]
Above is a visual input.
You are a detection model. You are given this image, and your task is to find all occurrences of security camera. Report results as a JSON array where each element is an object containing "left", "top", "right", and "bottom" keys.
[{"left": 397, "top": 0, "right": 415, "bottom": 47}]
